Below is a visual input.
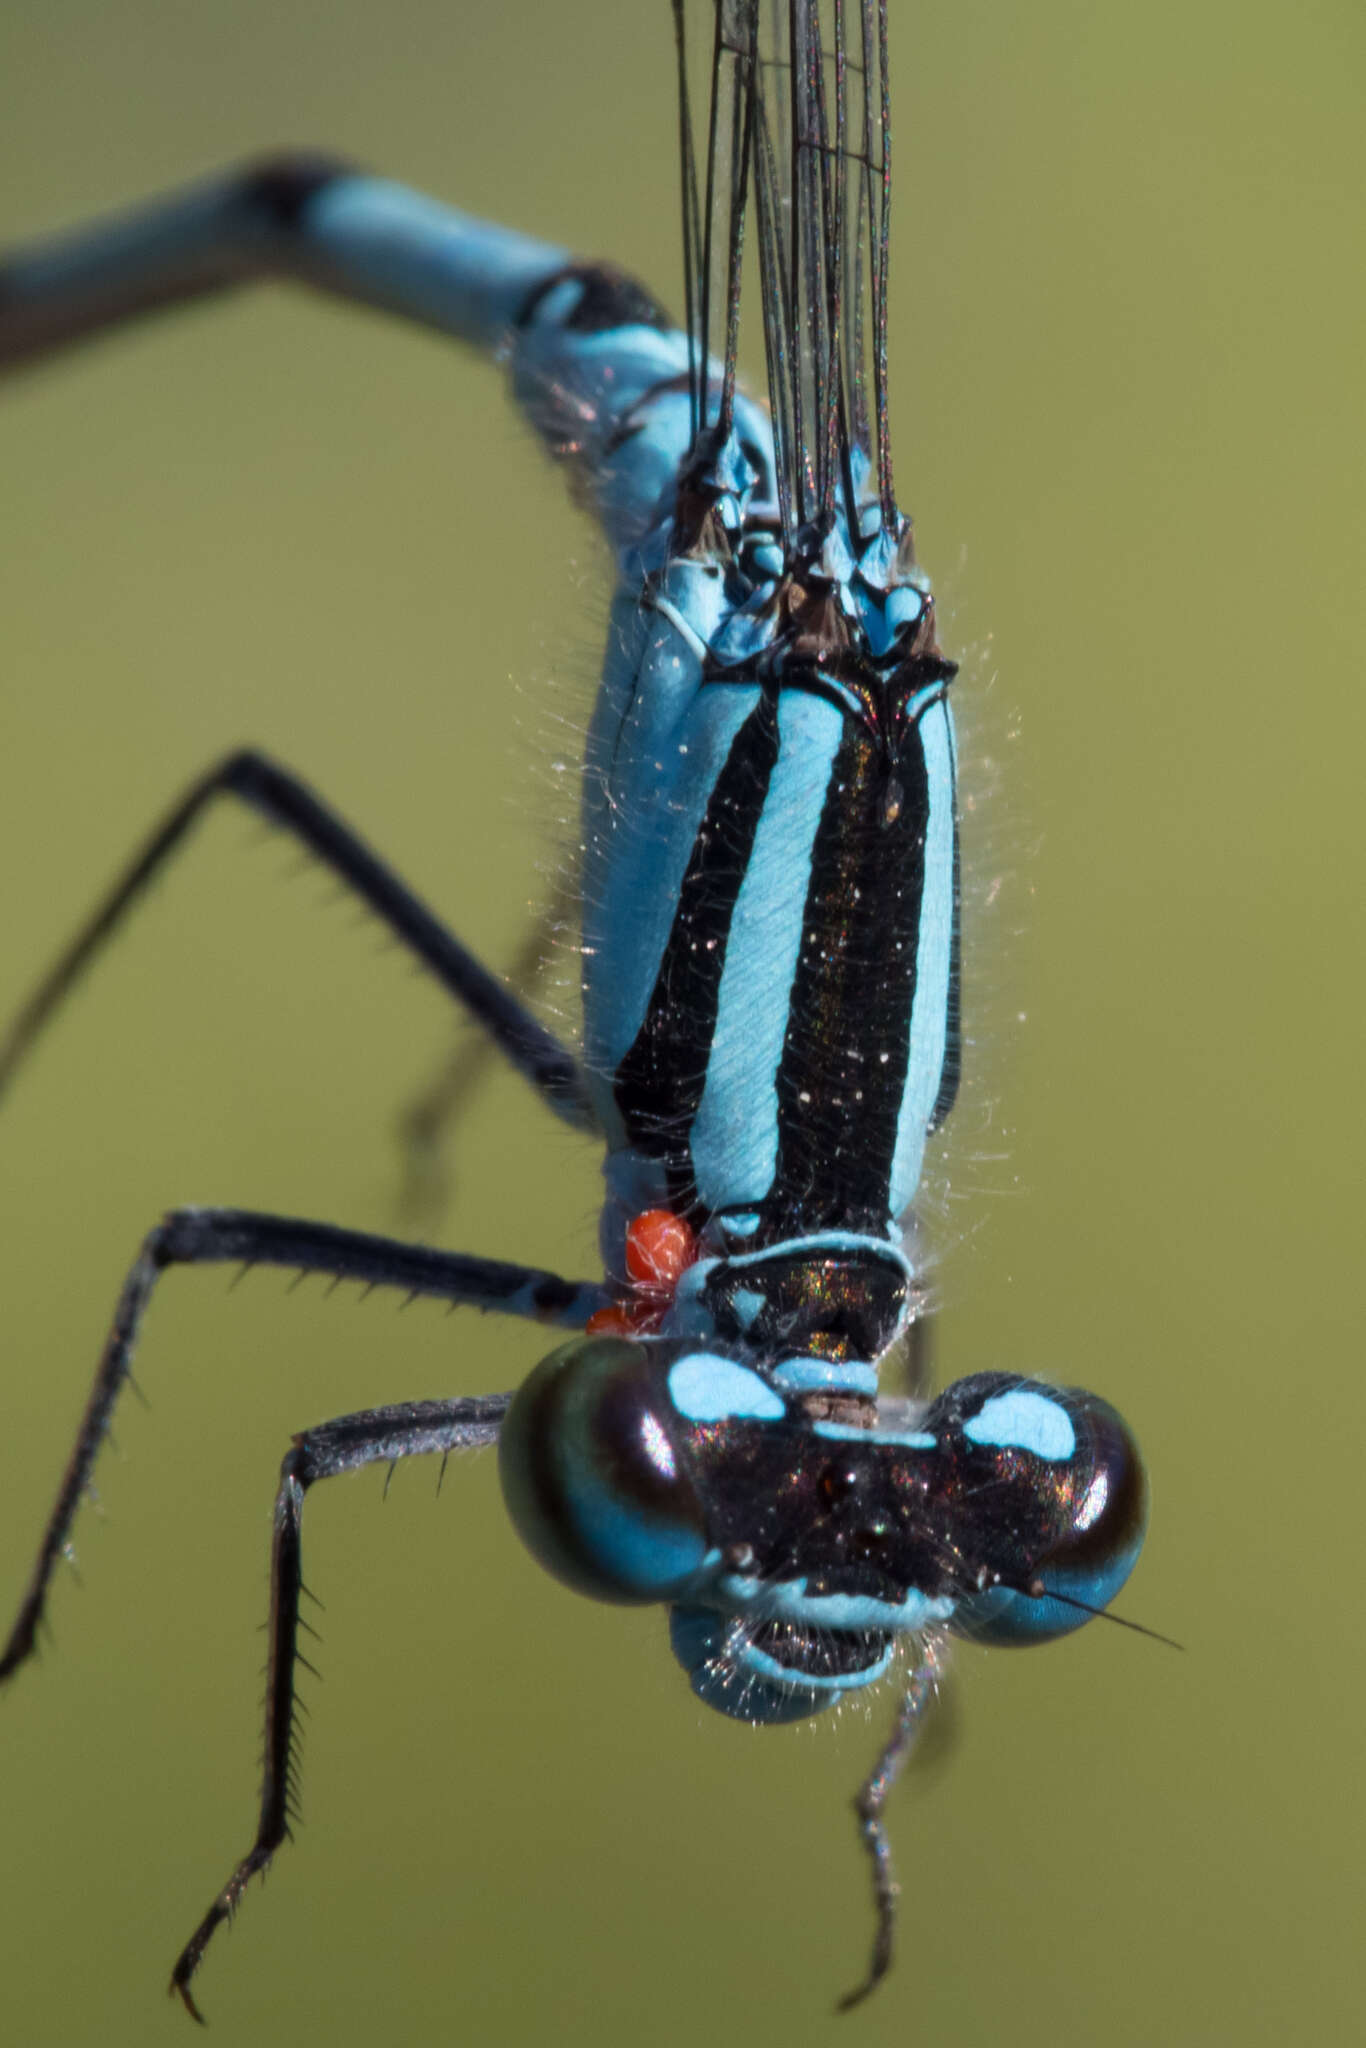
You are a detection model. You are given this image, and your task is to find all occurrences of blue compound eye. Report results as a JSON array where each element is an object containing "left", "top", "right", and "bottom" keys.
[
  {"left": 938, "top": 1375, "right": 1149, "bottom": 1647},
  {"left": 499, "top": 1336, "right": 710, "bottom": 1604}
]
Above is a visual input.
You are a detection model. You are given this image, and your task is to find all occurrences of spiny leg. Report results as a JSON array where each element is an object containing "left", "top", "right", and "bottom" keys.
[
  {"left": 169, "top": 1393, "right": 508, "bottom": 2022},
  {"left": 0, "top": 747, "right": 595, "bottom": 1131},
  {"left": 836, "top": 1634, "right": 948, "bottom": 2013},
  {"left": 0, "top": 1205, "right": 606, "bottom": 1683}
]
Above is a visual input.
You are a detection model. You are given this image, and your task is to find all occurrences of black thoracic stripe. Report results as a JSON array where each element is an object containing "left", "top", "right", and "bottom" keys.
[
  {"left": 612, "top": 687, "right": 782, "bottom": 1186},
  {"left": 930, "top": 749, "right": 962, "bottom": 1130},
  {"left": 767, "top": 712, "right": 933, "bottom": 1234}
]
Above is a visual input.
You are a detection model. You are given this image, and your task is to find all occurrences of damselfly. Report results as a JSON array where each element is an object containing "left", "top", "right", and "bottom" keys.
[{"left": 1, "top": 0, "right": 1146, "bottom": 2018}]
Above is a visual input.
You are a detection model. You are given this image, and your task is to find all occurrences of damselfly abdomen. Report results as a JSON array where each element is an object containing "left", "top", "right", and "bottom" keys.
[{"left": 1, "top": 0, "right": 1147, "bottom": 2019}]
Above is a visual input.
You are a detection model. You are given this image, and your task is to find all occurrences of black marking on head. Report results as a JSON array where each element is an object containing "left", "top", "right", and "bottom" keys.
[{"left": 680, "top": 1419, "right": 951, "bottom": 1607}]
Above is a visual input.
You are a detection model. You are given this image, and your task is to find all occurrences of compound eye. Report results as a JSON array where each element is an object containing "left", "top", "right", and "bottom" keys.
[
  {"left": 941, "top": 1377, "right": 1149, "bottom": 1647},
  {"left": 499, "top": 1336, "right": 709, "bottom": 1604}
]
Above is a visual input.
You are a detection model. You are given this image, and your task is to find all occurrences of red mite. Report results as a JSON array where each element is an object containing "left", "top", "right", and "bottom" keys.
[{"left": 585, "top": 1209, "right": 697, "bottom": 1336}]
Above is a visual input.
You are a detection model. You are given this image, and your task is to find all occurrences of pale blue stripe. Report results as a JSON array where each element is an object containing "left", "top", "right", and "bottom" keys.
[
  {"left": 718, "top": 1573, "right": 957, "bottom": 1633},
  {"left": 691, "top": 691, "right": 843, "bottom": 1213},
  {"left": 582, "top": 595, "right": 759, "bottom": 1074},
  {"left": 889, "top": 697, "right": 956, "bottom": 1216},
  {"left": 813, "top": 1420, "right": 935, "bottom": 1450}
]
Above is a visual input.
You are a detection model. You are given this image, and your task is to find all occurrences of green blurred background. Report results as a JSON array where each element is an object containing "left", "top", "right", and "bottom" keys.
[{"left": 1, "top": 3, "right": 1361, "bottom": 2043}]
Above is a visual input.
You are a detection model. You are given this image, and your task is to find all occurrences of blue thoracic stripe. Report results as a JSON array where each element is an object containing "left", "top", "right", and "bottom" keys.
[
  {"left": 582, "top": 614, "right": 760, "bottom": 1086},
  {"left": 611, "top": 686, "right": 783, "bottom": 1187},
  {"left": 889, "top": 694, "right": 957, "bottom": 1214},
  {"left": 930, "top": 702, "right": 963, "bottom": 1131},
  {"left": 690, "top": 689, "right": 844, "bottom": 1212}
]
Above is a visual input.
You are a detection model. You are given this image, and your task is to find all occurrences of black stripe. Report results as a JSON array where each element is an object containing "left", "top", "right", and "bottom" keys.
[
  {"left": 931, "top": 746, "right": 962, "bottom": 1130},
  {"left": 612, "top": 688, "right": 782, "bottom": 1199},
  {"left": 766, "top": 713, "right": 932, "bottom": 1234}
]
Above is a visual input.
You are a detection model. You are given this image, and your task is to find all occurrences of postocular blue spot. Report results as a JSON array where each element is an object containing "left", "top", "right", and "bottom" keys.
[
  {"left": 964, "top": 1388, "right": 1076, "bottom": 1462},
  {"left": 667, "top": 1353, "right": 786, "bottom": 1423}
]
